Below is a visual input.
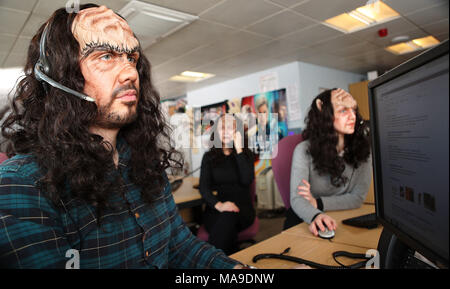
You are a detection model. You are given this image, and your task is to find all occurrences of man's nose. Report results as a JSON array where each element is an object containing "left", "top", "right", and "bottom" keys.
[{"left": 118, "top": 57, "right": 138, "bottom": 84}]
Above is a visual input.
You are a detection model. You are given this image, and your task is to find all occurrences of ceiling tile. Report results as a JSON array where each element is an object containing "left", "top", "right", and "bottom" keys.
[
  {"left": 293, "top": 0, "right": 367, "bottom": 22},
  {"left": 21, "top": 14, "right": 48, "bottom": 38},
  {"left": 186, "top": 76, "right": 231, "bottom": 92},
  {"left": 33, "top": 0, "right": 129, "bottom": 17},
  {"left": 246, "top": 10, "right": 316, "bottom": 38},
  {"left": 422, "top": 19, "right": 450, "bottom": 36},
  {"left": 0, "top": 0, "right": 37, "bottom": 12},
  {"left": 174, "top": 31, "right": 271, "bottom": 69},
  {"left": 146, "top": 20, "right": 236, "bottom": 58},
  {"left": 267, "top": 0, "right": 309, "bottom": 8},
  {"left": 404, "top": 2, "right": 449, "bottom": 27},
  {"left": 146, "top": 53, "right": 173, "bottom": 67},
  {"left": 307, "top": 34, "right": 362, "bottom": 54},
  {"left": 299, "top": 52, "right": 360, "bottom": 72},
  {"left": 3, "top": 53, "right": 27, "bottom": 68},
  {"left": 11, "top": 36, "right": 32, "bottom": 55},
  {"left": 0, "top": 7, "right": 29, "bottom": 35},
  {"left": 0, "top": 34, "right": 16, "bottom": 52},
  {"left": 435, "top": 32, "right": 449, "bottom": 42},
  {"left": 383, "top": 0, "right": 447, "bottom": 15},
  {"left": 203, "top": 31, "right": 271, "bottom": 58},
  {"left": 240, "top": 39, "right": 302, "bottom": 59},
  {"left": 281, "top": 24, "right": 342, "bottom": 47},
  {"left": 140, "top": 0, "right": 223, "bottom": 16},
  {"left": 330, "top": 41, "right": 380, "bottom": 58},
  {"left": 350, "top": 18, "right": 417, "bottom": 45},
  {"left": 0, "top": 52, "right": 7, "bottom": 66},
  {"left": 200, "top": 0, "right": 282, "bottom": 28}
]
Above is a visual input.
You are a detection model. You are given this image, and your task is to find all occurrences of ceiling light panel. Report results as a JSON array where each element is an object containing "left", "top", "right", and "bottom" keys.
[{"left": 323, "top": 0, "right": 400, "bottom": 33}]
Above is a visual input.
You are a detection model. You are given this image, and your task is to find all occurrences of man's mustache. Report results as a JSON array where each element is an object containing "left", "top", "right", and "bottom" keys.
[{"left": 112, "top": 84, "right": 139, "bottom": 99}]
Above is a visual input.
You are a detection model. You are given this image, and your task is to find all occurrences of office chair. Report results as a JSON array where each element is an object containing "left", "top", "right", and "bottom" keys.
[
  {"left": 0, "top": 153, "right": 8, "bottom": 164},
  {"left": 271, "top": 134, "right": 304, "bottom": 209},
  {"left": 197, "top": 180, "right": 260, "bottom": 245}
]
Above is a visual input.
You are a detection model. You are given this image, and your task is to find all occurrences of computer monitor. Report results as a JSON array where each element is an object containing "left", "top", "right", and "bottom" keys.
[{"left": 368, "top": 40, "right": 449, "bottom": 268}]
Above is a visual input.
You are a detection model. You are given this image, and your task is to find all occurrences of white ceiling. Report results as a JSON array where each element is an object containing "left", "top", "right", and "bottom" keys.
[{"left": 0, "top": 0, "right": 448, "bottom": 99}]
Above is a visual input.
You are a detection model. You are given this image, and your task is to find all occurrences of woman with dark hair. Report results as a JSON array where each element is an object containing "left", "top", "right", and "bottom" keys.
[
  {"left": 0, "top": 4, "right": 244, "bottom": 269},
  {"left": 199, "top": 114, "right": 255, "bottom": 255},
  {"left": 285, "top": 88, "right": 372, "bottom": 236}
]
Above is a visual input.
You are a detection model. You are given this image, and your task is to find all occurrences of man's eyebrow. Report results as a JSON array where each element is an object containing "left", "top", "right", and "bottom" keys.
[{"left": 81, "top": 42, "right": 140, "bottom": 59}]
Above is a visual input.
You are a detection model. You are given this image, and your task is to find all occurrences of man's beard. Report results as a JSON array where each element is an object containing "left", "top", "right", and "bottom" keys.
[{"left": 95, "top": 85, "right": 139, "bottom": 129}]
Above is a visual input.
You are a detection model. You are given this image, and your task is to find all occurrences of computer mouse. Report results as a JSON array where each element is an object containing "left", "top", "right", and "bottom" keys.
[{"left": 318, "top": 227, "right": 335, "bottom": 239}]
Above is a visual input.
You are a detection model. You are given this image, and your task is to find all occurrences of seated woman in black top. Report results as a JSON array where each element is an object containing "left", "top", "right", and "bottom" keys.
[{"left": 199, "top": 114, "right": 255, "bottom": 255}]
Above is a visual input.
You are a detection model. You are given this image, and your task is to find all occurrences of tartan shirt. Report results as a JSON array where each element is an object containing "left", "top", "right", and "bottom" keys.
[{"left": 0, "top": 139, "right": 240, "bottom": 269}]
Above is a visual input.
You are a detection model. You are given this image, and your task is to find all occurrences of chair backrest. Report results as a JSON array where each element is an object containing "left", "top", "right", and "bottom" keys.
[
  {"left": 271, "top": 134, "right": 304, "bottom": 209},
  {"left": 0, "top": 153, "right": 8, "bottom": 164}
]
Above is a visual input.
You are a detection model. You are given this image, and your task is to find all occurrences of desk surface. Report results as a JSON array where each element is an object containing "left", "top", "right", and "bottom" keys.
[
  {"left": 171, "top": 177, "right": 202, "bottom": 206},
  {"left": 282, "top": 204, "right": 382, "bottom": 250},
  {"left": 230, "top": 205, "right": 382, "bottom": 269},
  {"left": 230, "top": 233, "right": 371, "bottom": 269}
]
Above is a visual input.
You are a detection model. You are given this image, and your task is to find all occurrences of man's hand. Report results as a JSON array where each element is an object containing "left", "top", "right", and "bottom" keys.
[
  {"left": 215, "top": 201, "right": 240, "bottom": 213},
  {"left": 297, "top": 179, "right": 317, "bottom": 208},
  {"left": 309, "top": 214, "right": 337, "bottom": 236}
]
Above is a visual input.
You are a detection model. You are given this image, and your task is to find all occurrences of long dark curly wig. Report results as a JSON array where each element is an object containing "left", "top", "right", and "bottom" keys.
[
  {"left": 302, "top": 88, "right": 370, "bottom": 187},
  {"left": 1, "top": 4, "right": 182, "bottom": 220}
]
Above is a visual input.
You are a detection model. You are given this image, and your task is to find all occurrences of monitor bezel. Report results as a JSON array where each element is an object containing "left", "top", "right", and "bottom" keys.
[{"left": 368, "top": 40, "right": 449, "bottom": 268}]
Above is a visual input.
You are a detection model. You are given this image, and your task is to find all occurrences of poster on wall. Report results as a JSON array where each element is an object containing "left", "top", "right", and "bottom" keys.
[
  {"left": 242, "top": 88, "right": 287, "bottom": 175},
  {"left": 286, "top": 83, "right": 301, "bottom": 123}
]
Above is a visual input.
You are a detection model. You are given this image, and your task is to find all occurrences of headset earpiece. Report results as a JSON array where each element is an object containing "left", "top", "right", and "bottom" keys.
[{"left": 33, "top": 22, "right": 95, "bottom": 102}]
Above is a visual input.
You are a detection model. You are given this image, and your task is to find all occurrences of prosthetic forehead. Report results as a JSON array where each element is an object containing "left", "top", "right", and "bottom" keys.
[
  {"left": 71, "top": 6, "right": 139, "bottom": 57},
  {"left": 331, "top": 89, "right": 357, "bottom": 108}
]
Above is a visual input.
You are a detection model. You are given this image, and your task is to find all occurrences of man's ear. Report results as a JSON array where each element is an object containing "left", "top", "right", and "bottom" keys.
[{"left": 316, "top": 99, "right": 323, "bottom": 111}]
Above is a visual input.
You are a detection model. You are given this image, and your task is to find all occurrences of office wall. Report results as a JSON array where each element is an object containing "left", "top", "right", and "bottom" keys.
[
  {"left": 187, "top": 61, "right": 364, "bottom": 128},
  {"left": 186, "top": 60, "right": 365, "bottom": 176},
  {"left": 297, "top": 61, "right": 365, "bottom": 127}
]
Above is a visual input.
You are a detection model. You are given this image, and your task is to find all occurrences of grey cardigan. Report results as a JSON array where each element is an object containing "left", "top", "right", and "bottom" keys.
[{"left": 290, "top": 140, "right": 372, "bottom": 224}]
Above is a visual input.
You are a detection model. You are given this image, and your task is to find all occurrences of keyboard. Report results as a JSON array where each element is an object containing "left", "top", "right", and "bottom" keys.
[{"left": 342, "top": 213, "right": 379, "bottom": 229}]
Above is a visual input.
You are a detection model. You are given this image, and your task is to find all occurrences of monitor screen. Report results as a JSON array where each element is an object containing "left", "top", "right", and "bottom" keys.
[{"left": 369, "top": 41, "right": 449, "bottom": 266}]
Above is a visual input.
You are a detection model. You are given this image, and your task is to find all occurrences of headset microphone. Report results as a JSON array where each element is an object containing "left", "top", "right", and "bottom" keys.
[{"left": 34, "top": 22, "right": 95, "bottom": 102}]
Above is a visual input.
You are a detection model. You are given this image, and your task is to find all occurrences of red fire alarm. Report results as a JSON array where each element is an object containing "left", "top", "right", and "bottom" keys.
[{"left": 378, "top": 28, "right": 388, "bottom": 37}]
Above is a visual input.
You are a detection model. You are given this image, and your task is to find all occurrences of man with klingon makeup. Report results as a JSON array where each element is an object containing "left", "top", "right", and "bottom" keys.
[{"left": 0, "top": 4, "right": 247, "bottom": 269}]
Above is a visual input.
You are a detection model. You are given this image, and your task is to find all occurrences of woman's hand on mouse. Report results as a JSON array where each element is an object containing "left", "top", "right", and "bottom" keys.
[
  {"left": 297, "top": 179, "right": 317, "bottom": 208},
  {"left": 309, "top": 214, "right": 337, "bottom": 236}
]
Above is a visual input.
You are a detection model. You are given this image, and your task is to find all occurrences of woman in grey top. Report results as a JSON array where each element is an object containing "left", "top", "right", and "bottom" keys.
[{"left": 286, "top": 88, "right": 372, "bottom": 237}]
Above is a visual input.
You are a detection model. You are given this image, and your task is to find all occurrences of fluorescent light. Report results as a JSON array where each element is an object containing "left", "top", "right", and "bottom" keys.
[
  {"left": 323, "top": 0, "right": 400, "bottom": 33},
  {"left": 348, "top": 11, "right": 373, "bottom": 25},
  {"left": 356, "top": 1, "right": 399, "bottom": 22},
  {"left": 412, "top": 36, "right": 440, "bottom": 49},
  {"left": 170, "top": 71, "right": 215, "bottom": 83},
  {"left": 385, "top": 36, "right": 440, "bottom": 55},
  {"left": 324, "top": 13, "right": 369, "bottom": 33}
]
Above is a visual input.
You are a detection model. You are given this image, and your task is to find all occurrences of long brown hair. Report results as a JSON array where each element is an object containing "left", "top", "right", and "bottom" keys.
[
  {"left": 1, "top": 4, "right": 182, "bottom": 220},
  {"left": 302, "top": 89, "right": 370, "bottom": 187}
]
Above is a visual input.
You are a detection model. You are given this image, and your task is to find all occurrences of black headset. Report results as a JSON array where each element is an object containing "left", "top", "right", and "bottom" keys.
[{"left": 34, "top": 22, "right": 95, "bottom": 102}]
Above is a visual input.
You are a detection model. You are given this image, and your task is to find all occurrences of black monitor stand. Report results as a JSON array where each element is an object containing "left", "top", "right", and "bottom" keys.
[{"left": 377, "top": 228, "right": 436, "bottom": 269}]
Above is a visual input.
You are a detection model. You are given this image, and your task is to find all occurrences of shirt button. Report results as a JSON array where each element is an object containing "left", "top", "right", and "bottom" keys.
[{"left": 135, "top": 212, "right": 140, "bottom": 219}]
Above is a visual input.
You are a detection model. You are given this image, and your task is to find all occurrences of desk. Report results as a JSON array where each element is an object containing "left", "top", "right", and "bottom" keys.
[
  {"left": 230, "top": 233, "right": 371, "bottom": 269},
  {"left": 230, "top": 205, "right": 382, "bottom": 269},
  {"left": 171, "top": 177, "right": 203, "bottom": 224},
  {"left": 171, "top": 177, "right": 202, "bottom": 209},
  {"left": 283, "top": 204, "right": 382, "bottom": 249}
]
